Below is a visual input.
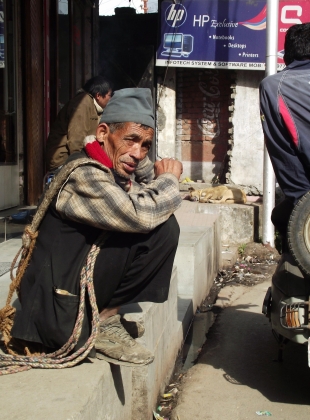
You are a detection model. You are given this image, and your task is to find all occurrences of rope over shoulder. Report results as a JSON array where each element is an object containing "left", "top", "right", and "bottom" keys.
[{"left": 0, "top": 158, "right": 110, "bottom": 375}]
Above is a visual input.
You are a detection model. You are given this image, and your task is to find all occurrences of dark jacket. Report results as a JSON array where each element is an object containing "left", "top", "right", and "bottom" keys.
[
  {"left": 11, "top": 196, "right": 101, "bottom": 349},
  {"left": 260, "top": 60, "right": 310, "bottom": 204}
]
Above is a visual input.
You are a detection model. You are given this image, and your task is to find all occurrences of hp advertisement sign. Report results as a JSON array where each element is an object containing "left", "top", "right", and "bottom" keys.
[{"left": 165, "top": 4, "right": 187, "bottom": 28}]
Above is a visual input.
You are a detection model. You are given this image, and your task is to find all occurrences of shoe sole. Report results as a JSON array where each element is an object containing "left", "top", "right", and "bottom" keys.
[{"left": 95, "top": 351, "right": 154, "bottom": 367}]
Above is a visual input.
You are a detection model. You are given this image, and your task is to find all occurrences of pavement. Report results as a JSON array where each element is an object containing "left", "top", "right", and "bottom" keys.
[
  {"left": 0, "top": 238, "right": 22, "bottom": 308},
  {"left": 171, "top": 280, "right": 310, "bottom": 420}
]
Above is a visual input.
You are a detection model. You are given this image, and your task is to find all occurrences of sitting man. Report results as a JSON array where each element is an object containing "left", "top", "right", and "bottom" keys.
[
  {"left": 46, "top": 75, "right": 113, "bottom": 172},
  {"left": 9, "top": 88, "right": 183, "bottom": 367},
  {"left": 259, "top": 23, "right": 310, "bottom": 249}
]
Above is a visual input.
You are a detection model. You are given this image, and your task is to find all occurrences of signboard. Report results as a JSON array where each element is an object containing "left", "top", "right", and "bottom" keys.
[
  {"left": 0, "top": 0, "right": 4, "bottom": 68},
  {"left": 156, "top": 0, "right": 310, "bottom": 70}
]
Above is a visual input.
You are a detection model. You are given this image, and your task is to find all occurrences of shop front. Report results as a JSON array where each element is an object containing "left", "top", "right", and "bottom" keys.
[
  {"left": 0, "top": 0, "right": 98, "bottom": 210},
  {"left": 0, "top": 0, "right": 20, "bottom": 210}
]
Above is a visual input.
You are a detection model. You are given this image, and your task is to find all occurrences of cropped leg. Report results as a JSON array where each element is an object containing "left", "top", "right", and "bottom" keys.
[{"left": 271, "top": 198, "right": 294, "bottom": 252}]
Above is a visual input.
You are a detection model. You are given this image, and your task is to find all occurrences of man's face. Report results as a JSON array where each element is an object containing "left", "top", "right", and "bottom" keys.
[
  {"left": 95, "top": 90, "right": 112, "bottom": 109},
  {"left": 97, "top": 122, "right": 153, "bottom": 178}
]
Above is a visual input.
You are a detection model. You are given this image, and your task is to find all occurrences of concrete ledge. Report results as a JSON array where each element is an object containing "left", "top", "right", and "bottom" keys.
[
  {"left": 222, "top": 244, "right": 239, "bottom": 269},
  {"left": 174, "top": 201, "right": 222, "bottom": 308},
  {"left": 178, "top": 200, "right": 257, "bottom": 245},
  {"left": 119, "top": 267, "right": 186, "bottom": 419},
  {"left": 175, "top": 227, "right": 215, "bottom": 309},
  {"left": 0, "top": 238, "right": 22, "bottom": 307},
  {"left": 0, "top": 351, "right": 133, "bottom": 419}
]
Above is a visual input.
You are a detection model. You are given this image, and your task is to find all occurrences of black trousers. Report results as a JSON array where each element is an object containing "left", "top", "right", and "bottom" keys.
[
  {"left": 271, "top": 198, "right": 294, "bottom": 252},
  {"left": 271, "top": 198, "right": 294, "bottom": 236},
  {"left": 93, "top": 215, "right": 180, "bottom": 310}
]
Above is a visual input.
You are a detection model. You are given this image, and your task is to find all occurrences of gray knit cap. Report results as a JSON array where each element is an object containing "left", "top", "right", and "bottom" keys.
[{"left": 99, "top": 87, "right": 154, "bottom": 130}]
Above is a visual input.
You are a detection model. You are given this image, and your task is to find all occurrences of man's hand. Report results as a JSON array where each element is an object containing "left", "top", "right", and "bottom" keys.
[{"left": 154, "top": 158, "right": 183, "bottom": 180}]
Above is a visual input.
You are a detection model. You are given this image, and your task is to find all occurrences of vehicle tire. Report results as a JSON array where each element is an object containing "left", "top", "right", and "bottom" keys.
[{"left": 287, "top": 191, "right": 310, "bottom": 276}]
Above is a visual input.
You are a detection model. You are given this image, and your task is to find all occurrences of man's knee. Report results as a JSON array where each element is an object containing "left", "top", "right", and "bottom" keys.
[
  {"left": 271, "top": 198, "right": 294, "bottom": 235},
  {"left": 155, "top": 215, "right": 180, "bottom": 250}
]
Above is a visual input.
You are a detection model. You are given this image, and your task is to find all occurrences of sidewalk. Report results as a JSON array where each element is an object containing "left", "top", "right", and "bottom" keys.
[
  {"left": 172, "top": 280, "right": 310, "bottom": 420},
  {"left": 0, "top": 238, "right": 22, "bottom": 308}
]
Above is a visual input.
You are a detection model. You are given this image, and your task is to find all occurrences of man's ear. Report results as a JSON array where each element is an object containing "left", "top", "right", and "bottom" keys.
[
  {"left": 96, "top": 123, "right": 109, "bottom": 145},
  {"left": 94, "top": 92, "right": 101, "bottom": 102}
]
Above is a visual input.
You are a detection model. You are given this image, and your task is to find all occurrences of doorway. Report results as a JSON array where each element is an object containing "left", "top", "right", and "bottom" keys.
[{"left": 0, "top": 0, "right": 19, "bottom": 210}]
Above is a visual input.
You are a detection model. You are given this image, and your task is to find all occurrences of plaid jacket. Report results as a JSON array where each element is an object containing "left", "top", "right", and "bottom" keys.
[{"left": 56, "top": 156, "right": 182, "bottom": 233}]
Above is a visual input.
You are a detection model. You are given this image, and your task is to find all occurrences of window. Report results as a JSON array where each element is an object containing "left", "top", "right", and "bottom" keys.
[{"left": 58, "top": 0, "right": 70, "bottom": 110}]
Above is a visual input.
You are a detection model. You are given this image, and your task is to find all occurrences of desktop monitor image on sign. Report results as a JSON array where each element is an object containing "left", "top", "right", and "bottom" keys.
[{"left": 161, "top": 33, "right": 194, "bottom": 57}]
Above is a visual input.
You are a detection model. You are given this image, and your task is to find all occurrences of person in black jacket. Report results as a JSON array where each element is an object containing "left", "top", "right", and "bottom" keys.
[{"left": 259, "top": 23, "right": 310, "bottom": 247}]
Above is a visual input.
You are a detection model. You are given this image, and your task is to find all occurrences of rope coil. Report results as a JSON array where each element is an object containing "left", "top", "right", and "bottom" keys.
[
  {"left": 0, "top": 236, "right": 106, "bottom": 375},
  {"left": 0, "top": 158, "right": 109, "bottom": 375}
]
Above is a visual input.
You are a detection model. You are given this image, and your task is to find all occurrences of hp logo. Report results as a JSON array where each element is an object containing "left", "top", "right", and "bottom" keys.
[{"left": 165, "top": 4, "right": 187, "bottom": 28}]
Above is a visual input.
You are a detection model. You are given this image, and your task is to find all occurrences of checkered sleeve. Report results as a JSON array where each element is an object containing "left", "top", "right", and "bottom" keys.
[
  {"left": 56, "top": 165, "right": 182, "bottom": 233},
  {"left": 134, "top": 156, "right": 155, "bottom": 184}
]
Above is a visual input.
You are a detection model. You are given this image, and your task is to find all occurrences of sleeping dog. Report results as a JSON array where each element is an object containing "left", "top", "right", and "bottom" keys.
[{"left": 188, "top": 185, "right": 247, "bottom": 204}]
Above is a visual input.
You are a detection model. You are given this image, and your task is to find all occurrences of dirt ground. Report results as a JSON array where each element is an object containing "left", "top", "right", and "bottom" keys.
[
  {"left": 154, "top": 242, "right": 281, "bottom": 420},
  {"left": 203, "top": 242, "right": 280, "bottom": 306}
]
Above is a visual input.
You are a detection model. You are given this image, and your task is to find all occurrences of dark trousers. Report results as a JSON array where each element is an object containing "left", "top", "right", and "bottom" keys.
[
  {"left": 271, "top": 198, "right": 294, "bottom": 252},
  {"left": 93, "top": 215, "right": 180, "bottom": 310}
]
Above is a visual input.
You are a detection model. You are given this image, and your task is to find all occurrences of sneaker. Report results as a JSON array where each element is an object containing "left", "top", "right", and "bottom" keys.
[
  {"left": 95, "top": 314, "right": 154, "bottom": 366},
  {"left": 120, "top": 316, "right": 145, "bottom": 338}
]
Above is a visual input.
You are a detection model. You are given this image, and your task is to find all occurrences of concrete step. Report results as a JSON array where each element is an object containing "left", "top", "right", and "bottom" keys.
[
  {"left": 0, "top": 352, "right": 133, "bottom": 420},
  {"left": 221, "top": 244, "right": 239, "bottom": 269},
  {"left": 175, "top": 226, "right": 217, "bottom": 309},
  {"left": 0, "top": 238, "right": 22, "bottom": 306},
  {"left": 0, "top": 238, "right": 22, "bottom": 263},
  {"left": 178, "top": 199, "right": 259, "bottom": 245},
  {"left": 174, "top": 202, "right": 222, "bottom": 309},
  {"left": 119, "top": 266, "right": 193, "bottom": 419}
]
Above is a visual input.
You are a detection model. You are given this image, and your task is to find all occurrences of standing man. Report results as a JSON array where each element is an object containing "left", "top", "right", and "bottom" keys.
[
  {"left": 259, "top": 23, "right": 310, "bottom": 248},
  {"left": 46, "top": 75, "right": 113, "bottom": 171},
  {"left": 9, "top": 88, "right": 183, "bottom": 367}
]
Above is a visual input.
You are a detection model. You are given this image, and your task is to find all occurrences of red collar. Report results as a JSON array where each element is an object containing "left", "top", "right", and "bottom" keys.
[
  {"left": 83, "top": 135, "right": 132, "bottom": 192},
  {"left": 84, "top": 136, "right": 113, "bottom": 168}
]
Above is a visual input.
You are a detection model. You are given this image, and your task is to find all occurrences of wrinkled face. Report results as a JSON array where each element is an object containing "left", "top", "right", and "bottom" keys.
[
  {"left": 96, "top": 122, "right": 153, "bottom": 178},
  {"left": 95, "top": 90, "right": 112, "bottom": 109}
]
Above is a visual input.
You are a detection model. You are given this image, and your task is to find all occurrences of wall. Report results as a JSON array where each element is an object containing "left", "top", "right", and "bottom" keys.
[
  {"left": 157, "top": 67, "right": 266, "bottom": 195},
  {"left": 156, "top": 67, "right": 176, "bottom": 159},
  {"left": 175, "top": 68, "right": 234, "bottom": 183},
  {"left": 229, "top": 70, "right": 265, "bottom": 195}
]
